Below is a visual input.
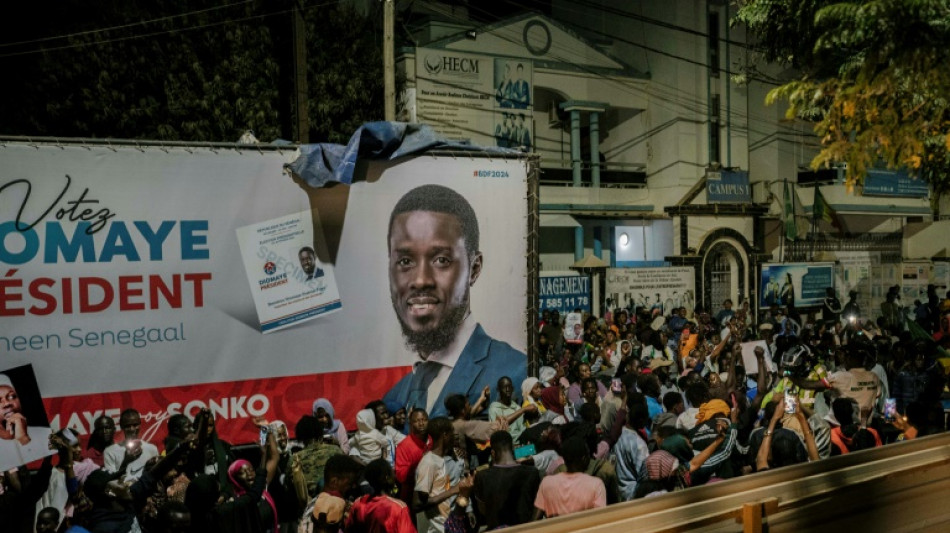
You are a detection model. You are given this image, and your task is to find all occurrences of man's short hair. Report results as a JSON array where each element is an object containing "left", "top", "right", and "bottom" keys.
[
  {"left": 324, "top": 454, "right": 362, "bottom": 482},
  {"left": 489, "top": 430, "right": 514, "bottom": 453},
  {"left": 560, "top": 436, "right": 589, "bottom": 468},
  {"left": 294, "top": 415, "right": 323, "bottom": 441},
  {"left": 388, "top": 184, "right": 479, "bottom": 258},
  {"left": 578, "top": 402, "right": 601, "bottom": 424},
  {"left": 444, "top": 394, "right": 468, "bottom": 418},
  {"left": 662, "top": 391, "right": 683, "bottom": 411},
  {"left": 427, "top": 417, "right": 454, "bottom": 441},
  {"left": 299, "top": 246, "right": 315, "bottom": 256},
  {"left": 685, "top": 382, "right": 710, "bottom": 408},
  {"left": 363, "top": 458, "right": 394, "bottom": 493}
]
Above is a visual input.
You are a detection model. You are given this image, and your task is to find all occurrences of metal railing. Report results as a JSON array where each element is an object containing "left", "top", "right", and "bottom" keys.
[{"left": 508, "top": 432, "right": 950, "bottom": 533}]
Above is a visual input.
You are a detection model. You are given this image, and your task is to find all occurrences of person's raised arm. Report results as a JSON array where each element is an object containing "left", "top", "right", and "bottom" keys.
[
  {"left": 793, "top": 407, "right": 820, "bottom": 461},
  {"left": 749, "top": 348, "right": 771, "bottom": 412},
  {"left": 722, "top": 345, "right": 739, "bottom": 394},
  {"left": 504, "top": 403, "right": 538, "bottom": 426},
  {"left": 688, "top": 420, "right": 728, "bottom": 473},
  {"left": 756, "top": 403, "right": 784, "bottom": 472},
  {"left": 472, "top": 386, "right": 491, "bottom": 415},
  {"left": 251, "top": 417, "right": 280, "bottom": 485},
  {"left": 710, "top": 328, "right": 732, "bottom": 360}
]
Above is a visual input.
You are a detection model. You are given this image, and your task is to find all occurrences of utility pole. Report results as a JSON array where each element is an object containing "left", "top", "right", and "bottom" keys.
[
  {"left": 383, "top": 0, "right": 395, "bottom": 121},
  {"left": 293, "top": 0, "right": 310, "bottom": 142}
]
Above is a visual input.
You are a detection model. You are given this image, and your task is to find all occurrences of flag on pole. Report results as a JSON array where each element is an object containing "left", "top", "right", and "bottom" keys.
[
  {"left": 813, "top": 187, "right": 838, "bottom": 227},
  {"left": 784, "top": 180, "right": 797, "bottom": 240},
  {"left": 783, "top": 181, "right": 809, "bottom": 240}
]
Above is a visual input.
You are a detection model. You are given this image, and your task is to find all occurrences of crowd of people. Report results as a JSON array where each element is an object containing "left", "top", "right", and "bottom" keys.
[{"left": 3, "top": 286, "right": 949, "bottom": 533}]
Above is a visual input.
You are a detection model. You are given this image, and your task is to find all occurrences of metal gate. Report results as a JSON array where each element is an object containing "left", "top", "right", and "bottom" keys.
[
  {"left": 709, "top": 246, "right": 733, "bottom": 315},
  {"left": 703, "top": 240, "right": 745, "bottom": 316}
]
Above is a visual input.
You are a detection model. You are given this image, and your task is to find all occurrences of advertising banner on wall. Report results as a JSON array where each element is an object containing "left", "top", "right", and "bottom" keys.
[
  {"left": 416, "top": 47, "right": 533, "bottom": 150},
  {"left": 833, "top": 251, "right": 877, "bottom": 321},
  {"left": 760, "top": 263, "right": 834, "bottom": 309},
  {"left": 605, "top": 267, "right": 696, "bottom": 316},
  {"left": 538, "top": 272, "right": 590, "bottom": 316},
  {"left": 862, "top": 169, "right": 929, "bottom": 198},
  {"left": 0, "top": 143, "right": 528, "bottom": 448}
]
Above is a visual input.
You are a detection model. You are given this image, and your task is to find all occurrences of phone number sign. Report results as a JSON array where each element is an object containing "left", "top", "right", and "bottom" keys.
[{"left": 539, "top": 274, "right": 590, "bottom": 315}]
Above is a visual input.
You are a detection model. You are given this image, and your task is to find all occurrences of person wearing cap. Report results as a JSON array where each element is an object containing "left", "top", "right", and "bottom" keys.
[
  {"left": 312, "top": 399, "right": 350, "bottom": 455},
  {"left": 0, "top": 372, "right": 54, "bottom": 472},
  {"left": 297, "top": 454, "right": 362, "bottom": 533}
]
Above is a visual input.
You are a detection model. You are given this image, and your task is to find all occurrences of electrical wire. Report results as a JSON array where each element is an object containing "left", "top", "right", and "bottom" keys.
[
  {"left": 0, "top": 0, "right": 345, "bottom": 59},
  {"left": 0, "top": 0, "right": 258, "bottom": 49}
]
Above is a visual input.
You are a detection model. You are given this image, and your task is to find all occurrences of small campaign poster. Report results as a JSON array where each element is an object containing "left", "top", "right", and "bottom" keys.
[
  {"left": 1, "top": 364, "right": 55, "bottom": 471},
  {"left": 564, "top": 312, "right": 584, "bottom": 344},
  {"left": 236, "top": 210, "right": 342, "bottom": 333}
]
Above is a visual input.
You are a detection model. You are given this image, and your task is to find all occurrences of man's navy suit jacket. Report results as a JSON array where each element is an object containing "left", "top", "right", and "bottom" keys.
[{"left": 383, "top": 324, "right": 527, "bottom": 419}]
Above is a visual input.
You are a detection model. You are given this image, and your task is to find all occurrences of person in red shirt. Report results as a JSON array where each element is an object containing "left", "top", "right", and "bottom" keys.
[
  {"left": 394, "top": 408, "right": 430, "bottom": 506},
  {"left": 347, "top": 459, "right": 416, "bottom": 533}
]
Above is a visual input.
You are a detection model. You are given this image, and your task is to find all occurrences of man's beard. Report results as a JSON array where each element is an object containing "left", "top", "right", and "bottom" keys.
[{"left": 394, "top": 298, "right": 468, "bottom": 357}]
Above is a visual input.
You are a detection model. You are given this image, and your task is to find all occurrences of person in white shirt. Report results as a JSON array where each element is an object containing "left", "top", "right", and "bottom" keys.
[{"left": 104, "top": 409, "right": 158, "bottom": 481}]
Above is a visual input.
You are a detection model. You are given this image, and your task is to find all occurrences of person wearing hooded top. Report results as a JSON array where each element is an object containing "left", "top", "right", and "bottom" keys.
[
  {"left": 185, "top": 424, "right": 278, "bottom": 533},
  {"left": 84, "top": 434, "right": 195, "bottom": 533},
  {"left": 366, "top": 400, "right": 406, "bottom": 451},
  {"left": 350, "top": 409, "right": 394, "bottom": 466},
  {"left": 227, "top": 459, "right": 278, "bottom": 533},
  {"left": 520, "top": 377, "right": 546, "bottom": 426},
  {"left": 312, "top": 399, "right": 350, "bottom": 455},
  {"left": 539, "top": 386, "right": 569, "bottom": 425}
]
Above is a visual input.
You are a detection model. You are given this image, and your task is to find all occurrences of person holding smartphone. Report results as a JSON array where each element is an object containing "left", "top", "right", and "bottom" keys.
[
  {"left": 104, "top": 409, "right": 158, "bottom": 482},
  {"left": 754, "top": 392, "right": 820, "bottom": 472}
]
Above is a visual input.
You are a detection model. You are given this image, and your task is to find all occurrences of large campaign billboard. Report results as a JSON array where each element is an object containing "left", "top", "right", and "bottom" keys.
[
  {"left": 760, "top": 263, "right": 834, "bottom": 309},
  {"left": 0, "top": 143, "right": 529, "bottom": 450}
]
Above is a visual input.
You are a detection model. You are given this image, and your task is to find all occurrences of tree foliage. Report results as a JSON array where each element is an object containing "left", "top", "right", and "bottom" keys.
[
  {"left": 0, "top": 0, "right": 388, "bottom": 144},
  {"left": 736, "top": 0, "right": 950, "bottom": 195}
]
